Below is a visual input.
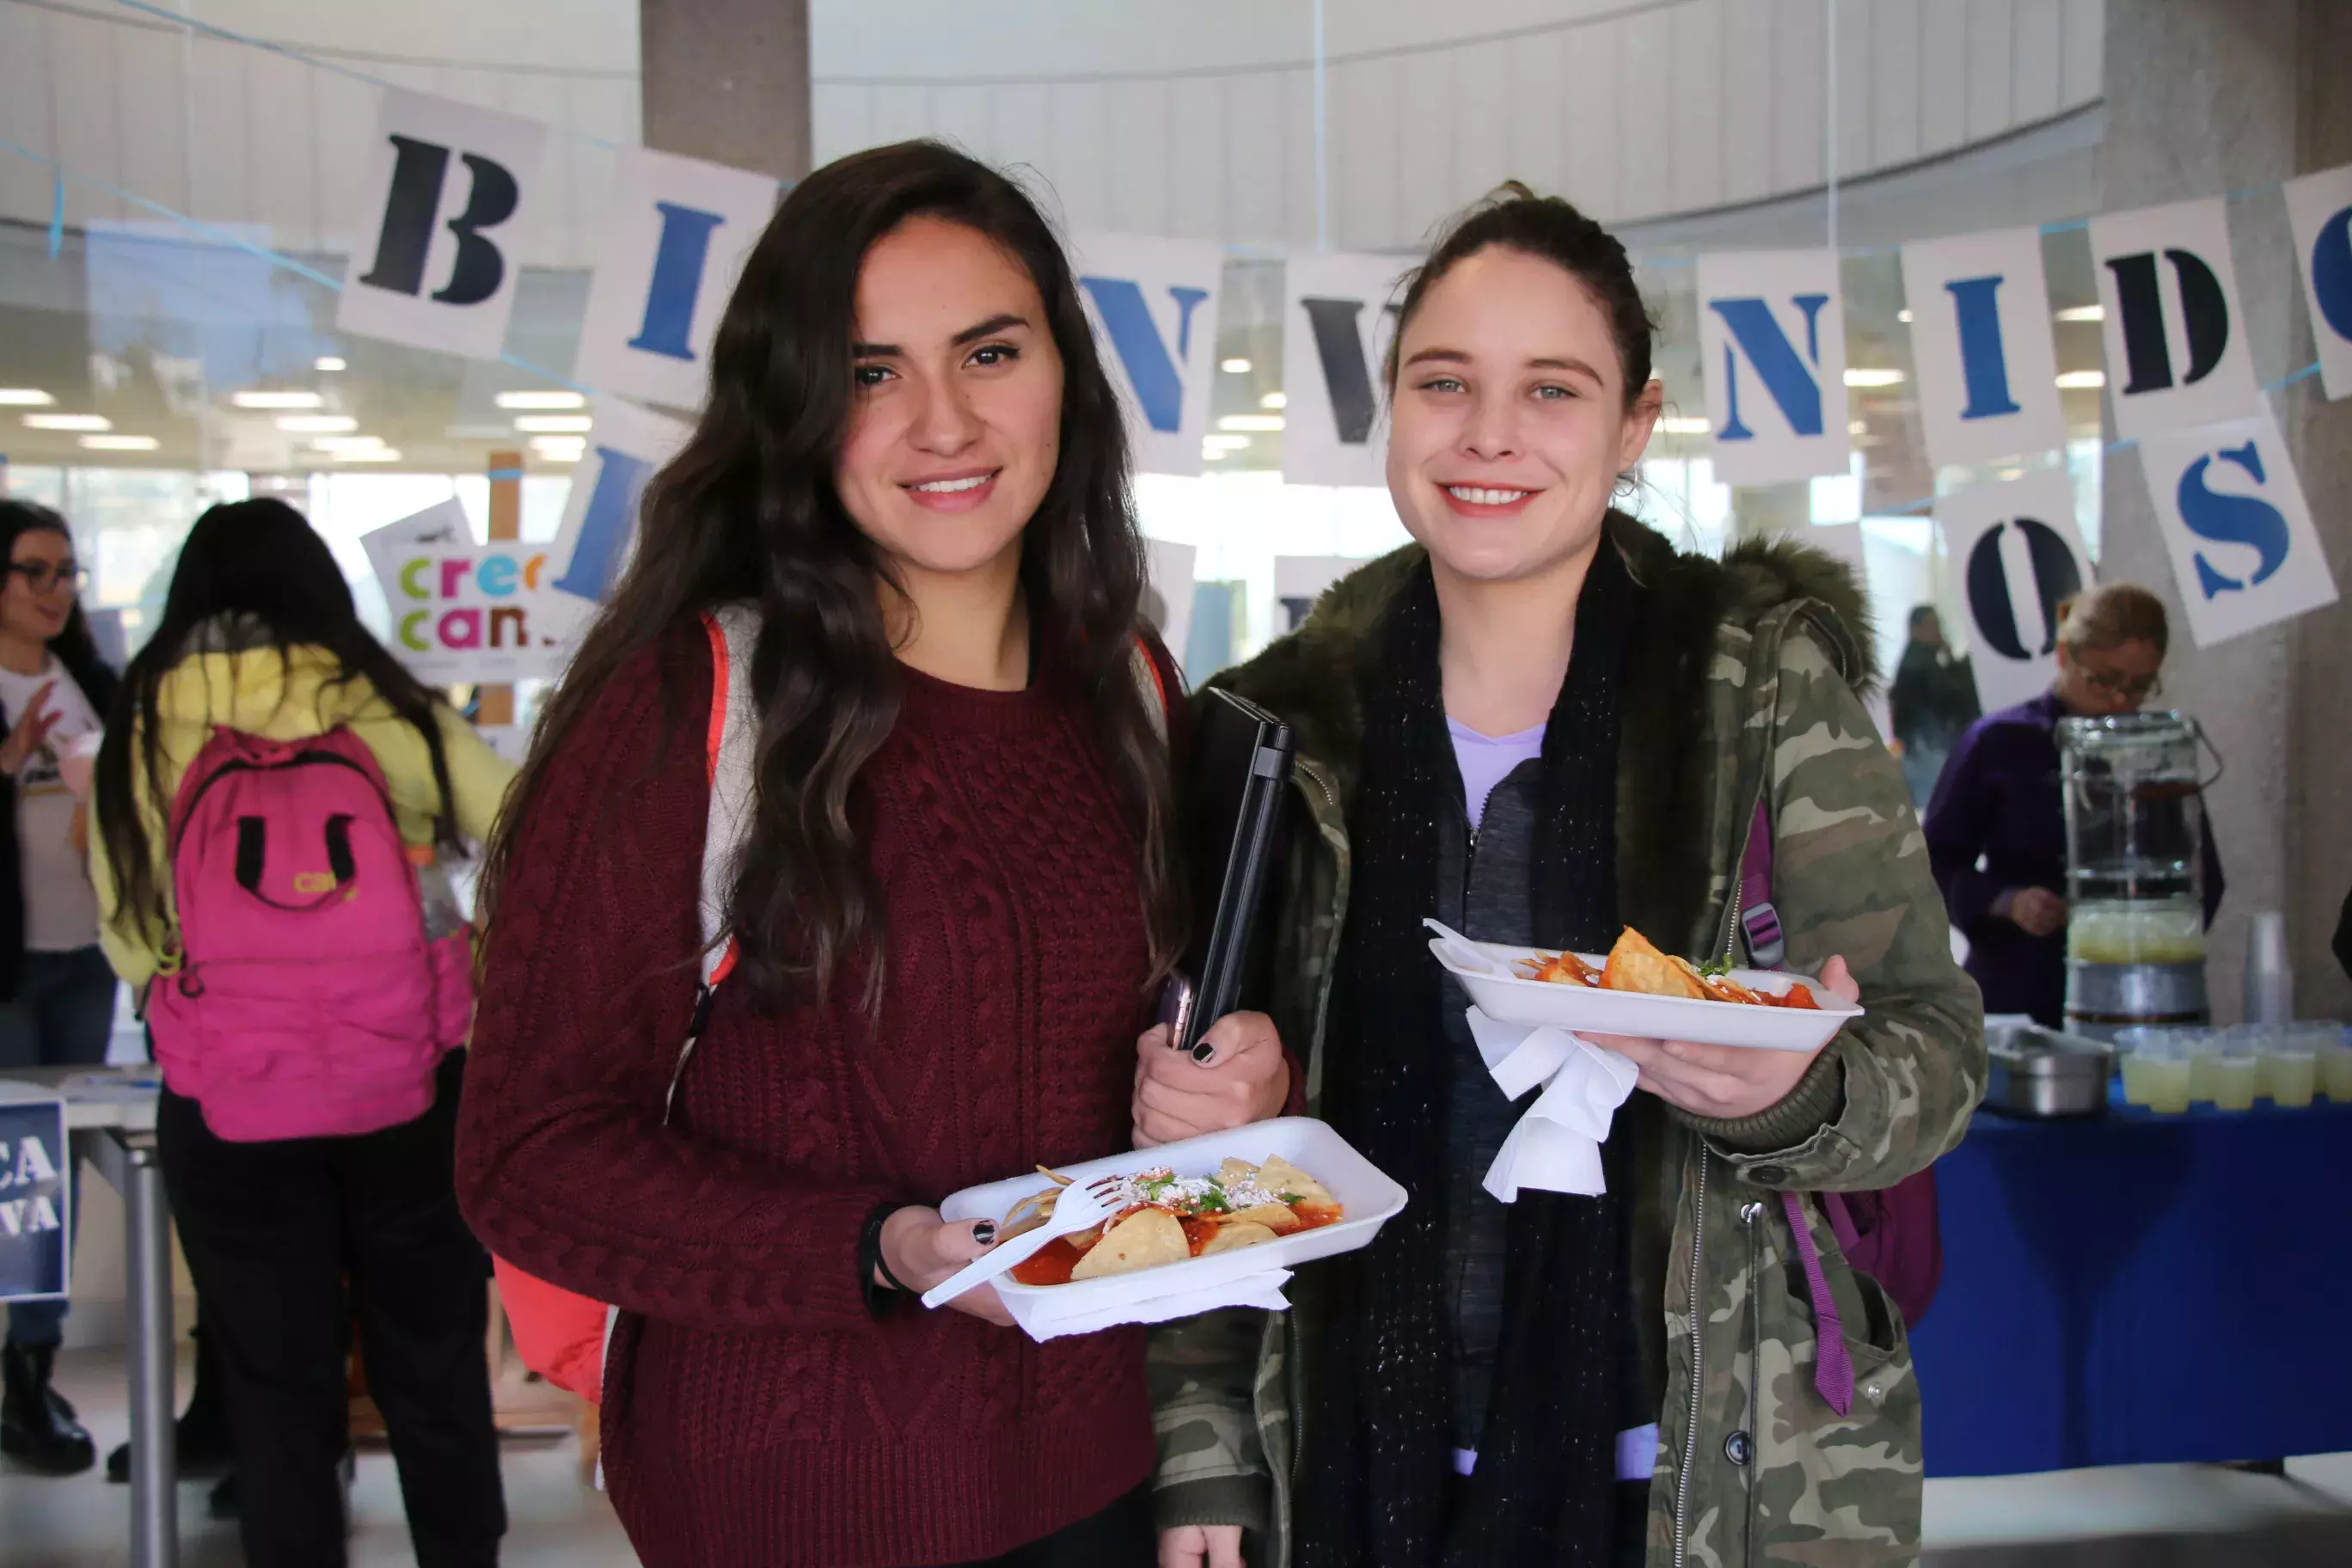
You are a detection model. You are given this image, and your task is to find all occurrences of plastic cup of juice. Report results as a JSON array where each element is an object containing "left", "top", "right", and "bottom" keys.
[
  {"left": 2185, "top": 1032, "right": 2223, "bottom": 1103},
  {"left": 2119, "top": 1043, "right": 2165, "bottom": 1109},
  {"left": 2320, "top": 1032, "right": 2352, "bottom": 1101},
  {"left": 2138, "top": 1044, "right": 2195, "bottom": 1114},
  {"left": 2264, "top": 1043, "right": 2318, "bottom": 1109},
  {"left": 2208, "top": 1046, "right": 2261, "bottom": 1112}
]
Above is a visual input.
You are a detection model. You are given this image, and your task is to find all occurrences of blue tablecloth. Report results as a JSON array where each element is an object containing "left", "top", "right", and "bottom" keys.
[{"left": 1911, "top": 1090, "right": 2352, "bottom": 1476}]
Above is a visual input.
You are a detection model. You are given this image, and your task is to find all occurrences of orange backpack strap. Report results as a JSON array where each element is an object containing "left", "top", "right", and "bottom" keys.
[{"left": 1131, "top": 633, "right": 1172, "bottom": 745}]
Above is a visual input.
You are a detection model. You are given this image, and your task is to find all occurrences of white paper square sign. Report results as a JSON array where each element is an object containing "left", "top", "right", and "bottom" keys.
[
  {"left": 2134, "top": 411, "right": 2337, "bottom": 648},
  {"left": 1933, "top": 472, "right": 2094, "bottom": 714}
]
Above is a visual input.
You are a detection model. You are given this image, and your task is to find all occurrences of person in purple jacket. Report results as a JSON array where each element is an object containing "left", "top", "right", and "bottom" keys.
[{"left": 1924, "top": 584, "right": 2224, "bottom": 1027}]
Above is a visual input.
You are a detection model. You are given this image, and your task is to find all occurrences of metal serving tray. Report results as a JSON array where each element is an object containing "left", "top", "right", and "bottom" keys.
[{"left": 1983, "top": 1022, "right": 2115, "bottom": 1120}]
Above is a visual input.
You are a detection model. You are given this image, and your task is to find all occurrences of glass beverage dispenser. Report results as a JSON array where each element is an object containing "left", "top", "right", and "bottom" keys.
[{"left": 2059, "top": 713, "right": 2211, "bottom": 1038}]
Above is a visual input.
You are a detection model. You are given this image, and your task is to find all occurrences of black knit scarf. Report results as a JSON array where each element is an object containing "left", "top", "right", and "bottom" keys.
[{"left": 1300, "top": 545, "right": 1637, "bottom": 1568}]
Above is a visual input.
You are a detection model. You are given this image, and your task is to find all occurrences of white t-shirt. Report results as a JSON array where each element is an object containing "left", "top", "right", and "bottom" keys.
[{"left": 0, "top": 658, "right": 103, "bottom": 952}]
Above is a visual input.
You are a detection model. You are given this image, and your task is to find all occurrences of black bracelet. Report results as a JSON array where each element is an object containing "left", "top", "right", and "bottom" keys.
[{"left": 859, "top": 1203, "right": 907, "bottom": 1320}]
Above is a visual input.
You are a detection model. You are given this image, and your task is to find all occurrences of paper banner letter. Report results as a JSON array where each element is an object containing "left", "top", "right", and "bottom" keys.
[
  {"left": 2135, "top": 411, "right": 2337, "bottom": 648},
  {"left": 576, "top": 149, "right": 781, "bottom": 410},
  {"left": 1900, "top": 228, "right": 2067, "bottom": 468},
  {"left": 337, "top": 92, "right": 547, "bottom": 361},
  {"left": 2088, "top": 199, "right": 2262, "bottom": 439},
  {"left": 2283, "top": 162, "right": 2352, "bottom": 402},
  {"left": 1142, "top": 538, "right": 1197, "bottom": 676},
  {"left": 1695, "top": 251, "right": 1851, "bottom": 486},
  {"left": 1281, "top": 253, "right": 1406, "bottom": 488},
  {"left": 1932, "top": 472, "right": 2093, "bottom": 714},
  {"left": 547, "top": 398, "right": 695, "bottom": 603},
  {"left": 1073, "top": 235, "right": 1226, "bottom": 478}
]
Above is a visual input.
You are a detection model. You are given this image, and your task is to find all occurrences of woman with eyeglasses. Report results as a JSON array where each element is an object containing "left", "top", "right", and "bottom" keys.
[
  {"left": 1924, "top": 584, "right": 2224, "bottom": 1027},
  {"left": 0, "top": 499, "right": 117, "bottom": 1476}
]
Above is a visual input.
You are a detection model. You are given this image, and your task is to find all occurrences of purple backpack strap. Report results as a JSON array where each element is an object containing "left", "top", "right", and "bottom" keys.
[
  {"left": 1779, "top": 1192, "right": 1856, "bottom": 1417},
  {"left": 1752, "top": 802, "right": 1854, "bottom": 1411},
  {"left": 1738, "top": 800, "right": 1785, "bottom": 969}
]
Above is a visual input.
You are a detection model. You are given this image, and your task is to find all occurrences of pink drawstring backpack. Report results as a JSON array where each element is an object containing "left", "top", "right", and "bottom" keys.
[{"left": 147, "top": 726, "right": 472, "bottom": 1142}]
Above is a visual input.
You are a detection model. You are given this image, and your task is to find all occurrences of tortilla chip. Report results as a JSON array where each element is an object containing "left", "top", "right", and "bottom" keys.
[
  {"left": 1070, "top": 1207, "right": 1189, "bottom": 1280},
  {"left": 1600, "top": 928, "right": 1711, "bottom": 1000},
  {"left": 1217, "top": 1157, "right": 1262, "bottom": 1187},
  {"left": 1225, "top": 1202, "right": 1304, "bottom": 1234},
  {"left": 1200, "top": 1220, "right": 1280, "bottom": 1255},
  {"left": 997, "top": 1188, "right": 1057, "bottom": 1242},
  {"left": 1255, "top": 1156, "right": 1336, "bottom": 1207}
]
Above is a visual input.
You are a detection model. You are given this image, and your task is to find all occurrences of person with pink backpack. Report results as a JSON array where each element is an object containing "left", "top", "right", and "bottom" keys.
[{"left": 89, "top": 498, "right": 516, "bottom": 1568}]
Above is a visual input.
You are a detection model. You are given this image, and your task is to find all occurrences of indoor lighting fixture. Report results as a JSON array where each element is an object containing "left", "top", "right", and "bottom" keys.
[
  {"left": 230, "top": 389, "right": 325, "bottom": 409},
  {"left": 1897, "top": 309, "right": 1914, "bottom": 323},
  {"left": 23, "top": 413, "right": 111, "bottom": 432},
  {"left": 1216, "top": 414, "right": 1283, "bottom": 432},
  {"left": 2055, "top": 304, "right": 2104, "bottom": 322},
  {"left": 2055, "top": 370, "right": 2107, "bottom": 389},
  {"left": 329, "top": 446, "right": 402, "bottom": 463},
  {"left": 512, "top": 414, "right": 593, "bottom": 433},
  {"left": 79, "top": 433, "right": 159, "bottom": 451},
  {"left": 309, "top": 435, "right": 389, "bottom": 454},
  {"left": 1848, "top": 420, "right": 1869, "bottom": 436},
  {"left": 1201, "top": 434, "right": 1252, "bottom": 456},
  {"left": 1656, "top": 416, "right": 1711, "bottom": 435},
  {"left": 495, "top": 390, "right": 589, "bottom": 411},
  {"left": 314, "top": 356, "right": 347, "bottom": 372},
  {"left": 1260, "top": 391, "right": 1288, "bottom": 410},
  {"left": 530, "top": 436, "right": 587, "bottom": 460},
  {"left": 276, "top": 415, "right": 358, "bottom": 433},
  {"left": 1843, "top": 368, "right": 1906, "bottom": 388},
  {"left": 0, "top": 389, "right": 55, "bottom": 407},
  {"left": 1219, "top": 358, "right": 1253, "bottom": 374}
]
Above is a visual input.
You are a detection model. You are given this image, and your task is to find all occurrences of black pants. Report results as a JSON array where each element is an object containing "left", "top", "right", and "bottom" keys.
[
  {"left": 158, "top": 1053, "right": 505, "bottom": 1568},
  {"left": 947, "top": 1483, "right": 1155, "bottom": 1567}
]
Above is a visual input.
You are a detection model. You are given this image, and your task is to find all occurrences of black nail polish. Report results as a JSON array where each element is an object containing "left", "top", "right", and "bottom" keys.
[
  {"left": 972, "top": 1222, "right": 997, "bottom": 1246},
  {"left": 1191, "top": 1042, "right": 1217, "bottom": 1065}
]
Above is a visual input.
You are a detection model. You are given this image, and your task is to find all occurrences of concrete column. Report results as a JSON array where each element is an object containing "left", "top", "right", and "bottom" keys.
[
  {"left": 639, "top": 0, "right": 812, "bottom": 181},
  {"left": 2100, "top": 1, "right": 2352, "bottom": 1020}
]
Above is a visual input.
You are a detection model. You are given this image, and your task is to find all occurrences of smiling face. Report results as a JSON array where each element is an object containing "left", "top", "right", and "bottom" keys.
[
  {"left": 1386, "top": 245, "right": 1663, "bottom": 587},
  {"left": 833, "top": 215, "right": 1066, "bottom": 590},
  {"left": 2, "top": 526, "right": 77, "bottom": 649}
]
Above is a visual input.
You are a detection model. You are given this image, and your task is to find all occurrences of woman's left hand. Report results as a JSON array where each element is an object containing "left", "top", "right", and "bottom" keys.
[
  {"left": 1132, "top": 1011, "right": 1290, "bottom": 1147},
  {"left": 1589, "top": 956, "right": 1859, "bottom": 1122}
]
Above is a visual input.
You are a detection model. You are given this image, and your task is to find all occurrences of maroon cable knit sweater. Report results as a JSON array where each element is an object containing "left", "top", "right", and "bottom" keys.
[{"left": 456, "top": 624, "right": 1162, "bottom": 1567}]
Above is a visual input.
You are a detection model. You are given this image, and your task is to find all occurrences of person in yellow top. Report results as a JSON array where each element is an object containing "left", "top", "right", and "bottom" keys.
[{"left": 89, "top": 498, "right": 515, "bottom": 1568}]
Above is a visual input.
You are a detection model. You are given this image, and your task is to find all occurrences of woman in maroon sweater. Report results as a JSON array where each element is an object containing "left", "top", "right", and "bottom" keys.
[{"left": 456, "top": 143, "right": 1284, "bottom": 1566}]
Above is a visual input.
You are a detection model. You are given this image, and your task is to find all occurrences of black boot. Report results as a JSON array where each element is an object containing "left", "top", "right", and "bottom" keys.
[
  {"left": 1, "top": 1339, "right": 97, "bottom": 1475},
  {"left": 107, "top": 1322, "right": 232, "bottom": 1483}
]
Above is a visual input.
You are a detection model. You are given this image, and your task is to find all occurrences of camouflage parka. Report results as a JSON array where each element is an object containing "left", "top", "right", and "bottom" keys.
[{"left": 1149, "top": 516, "right": 1987, "bottom": 1568}]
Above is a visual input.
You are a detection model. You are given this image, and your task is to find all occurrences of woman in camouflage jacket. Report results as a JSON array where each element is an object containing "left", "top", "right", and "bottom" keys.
[{"left": 1139, "top": 190, "right": 1984, "bottom": 1568}]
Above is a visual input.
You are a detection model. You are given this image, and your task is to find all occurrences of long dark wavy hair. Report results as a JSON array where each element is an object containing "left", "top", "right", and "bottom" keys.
[
  {"left": 476, "top": 139, "right": 1181, "bottom": 1007},
  {"left": 95, "top": 498, "right": 456, "bottom": 946}
]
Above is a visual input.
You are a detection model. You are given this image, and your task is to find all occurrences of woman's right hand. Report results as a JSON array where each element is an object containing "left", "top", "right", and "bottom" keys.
[
  {"left": 2006, "top": 886, "right": 2068, "bottom": 938},
  {"left": 0, "top": 681, "right": 58, "bottom": 777},
  {"left": 1161, "top": 1525, "right": 1246, "bottom": 1568},
  {"left": 877, "top": 1205, "right": 1014, "bottom": 1326}
]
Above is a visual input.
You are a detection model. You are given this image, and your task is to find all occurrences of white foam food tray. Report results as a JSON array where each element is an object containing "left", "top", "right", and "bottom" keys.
[
  {"left": 937, "top": 1117, "right": 1407, "bottom": 1308},
  {"left": 1430, "top": 936, "right": 1862, "bottom": 1053}
]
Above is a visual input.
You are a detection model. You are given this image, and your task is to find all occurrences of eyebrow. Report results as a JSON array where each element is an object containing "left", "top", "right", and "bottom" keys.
[
  {"left": 852, "top": 312, "right": 1032, "bottom": 358},
  {"left": 1402, "top": 346, "right": 1606, "bottom": 383}
]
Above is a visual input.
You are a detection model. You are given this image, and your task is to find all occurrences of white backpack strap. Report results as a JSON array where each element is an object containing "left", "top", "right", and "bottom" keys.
[
  {"left": 698, "top": 605, "right": 760, "bottom": 989},
  {"left": 667, "top": 605, "right": 759, "bottom": 1121}
]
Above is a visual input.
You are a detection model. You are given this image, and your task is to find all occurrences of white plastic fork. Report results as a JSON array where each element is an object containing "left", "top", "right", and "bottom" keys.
[{"left": 920, "top": 1173, "right": 1129, "bottom": 1309}]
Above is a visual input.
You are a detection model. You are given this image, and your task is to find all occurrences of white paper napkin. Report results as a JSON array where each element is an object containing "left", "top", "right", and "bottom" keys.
[
  {"left": 1001, "top": 1269, "right": 1294, "bottom": 1343},
  {"left": 1464, "top": 1008, "right": 1640, "bottom": 1203}
]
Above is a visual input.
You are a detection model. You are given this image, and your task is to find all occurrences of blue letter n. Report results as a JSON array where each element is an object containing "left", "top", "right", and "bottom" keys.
[{"left": 1710, "top": 294, "right": 1829, "bottom": 439}]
